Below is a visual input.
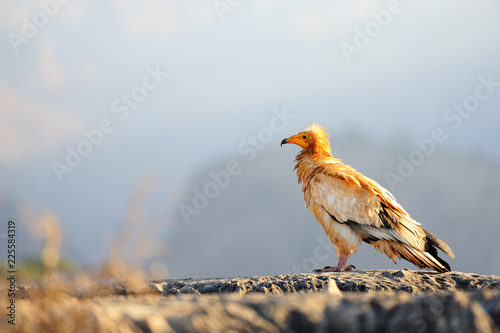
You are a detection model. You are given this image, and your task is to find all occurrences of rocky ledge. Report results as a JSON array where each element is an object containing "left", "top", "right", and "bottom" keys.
[
  {"left": 151, "top": 269, "right": 500, "bottom": 295},
  {"left": 2, "top": 270, "right": 499, "bottom": 333}
]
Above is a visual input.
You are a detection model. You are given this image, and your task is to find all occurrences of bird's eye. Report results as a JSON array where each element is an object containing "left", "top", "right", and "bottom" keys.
[{"left": 302, "top": 135, "right": 307, "bottom": 139}]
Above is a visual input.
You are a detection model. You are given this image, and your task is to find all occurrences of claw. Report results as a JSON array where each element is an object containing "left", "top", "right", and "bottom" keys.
[{"left": 313, "top": 264, "right": 356, "bottom": 273}]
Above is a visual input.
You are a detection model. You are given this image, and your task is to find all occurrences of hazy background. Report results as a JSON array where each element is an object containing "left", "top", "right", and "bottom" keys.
[{"left": 1, "top": 0, "right": 499, "bottom": 278}]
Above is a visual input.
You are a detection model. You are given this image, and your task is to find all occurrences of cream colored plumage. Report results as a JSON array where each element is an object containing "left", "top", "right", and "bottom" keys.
[{"left": 281, "top": 124, "right": 454, "bottom": 273}]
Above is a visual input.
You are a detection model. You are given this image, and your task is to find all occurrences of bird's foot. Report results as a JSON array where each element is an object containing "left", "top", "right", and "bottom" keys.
[{"left": 313, "top": 264, "right": 356, "bottom": 273}]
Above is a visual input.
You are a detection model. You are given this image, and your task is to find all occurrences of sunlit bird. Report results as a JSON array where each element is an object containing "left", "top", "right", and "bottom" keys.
[{"left": 281, "top": 124, "right": 454, "bottom": 273}]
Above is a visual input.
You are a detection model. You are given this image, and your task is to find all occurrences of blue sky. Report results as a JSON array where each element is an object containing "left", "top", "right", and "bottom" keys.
[{"left": 1, "top": 0, "right": 499, "bottom": 273}]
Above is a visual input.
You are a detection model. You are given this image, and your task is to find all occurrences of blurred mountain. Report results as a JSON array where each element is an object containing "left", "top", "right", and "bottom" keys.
[{"left": 165, "top": 129, "right": 500, "bottom": 278}]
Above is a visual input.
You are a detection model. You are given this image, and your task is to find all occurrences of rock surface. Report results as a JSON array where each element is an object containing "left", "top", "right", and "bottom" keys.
[
  {"left": 151, "top": 269, "right": 500, "bottom": 295},
  {"left": 2, "top": 270, "right": 499, "bottom": 332}
]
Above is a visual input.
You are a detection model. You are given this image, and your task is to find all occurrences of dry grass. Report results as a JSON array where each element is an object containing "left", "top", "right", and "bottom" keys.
[{"left": 0, "top": 180, "right": 171, "bottom": 332}]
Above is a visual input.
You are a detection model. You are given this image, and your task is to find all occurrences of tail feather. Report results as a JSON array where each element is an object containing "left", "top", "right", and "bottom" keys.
[
  {"left": 393, "top": 242, "right": 451, "bottom": 273},
  {"left": 423, "top": 229, "right": 455, "bottom": 259},
  {"left": 347, "top": 222, "right": 455, "bottom": 273}
]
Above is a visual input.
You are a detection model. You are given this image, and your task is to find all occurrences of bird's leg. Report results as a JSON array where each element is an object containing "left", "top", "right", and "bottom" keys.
[{"left": 313, "top": 253, "right": 355, "bottom": 273}]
